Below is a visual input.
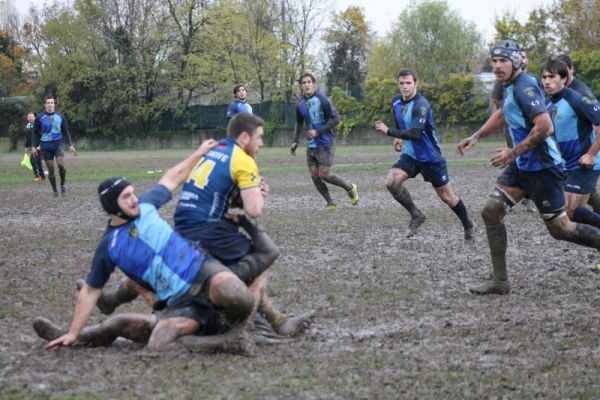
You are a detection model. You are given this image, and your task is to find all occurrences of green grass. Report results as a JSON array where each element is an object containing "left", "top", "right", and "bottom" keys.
[{"left": 0, "top": 142, "right": 501, "bottom": 187}]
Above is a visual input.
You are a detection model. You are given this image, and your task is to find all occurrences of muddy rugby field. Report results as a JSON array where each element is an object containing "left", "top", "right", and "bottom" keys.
[{"left": 1, "top": 143, "right": 600, "bottom": 399}]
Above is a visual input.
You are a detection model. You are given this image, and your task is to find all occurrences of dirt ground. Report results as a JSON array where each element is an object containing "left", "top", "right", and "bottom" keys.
[{"left": 2, "top": 144, "right": 600, "bottom": 399}]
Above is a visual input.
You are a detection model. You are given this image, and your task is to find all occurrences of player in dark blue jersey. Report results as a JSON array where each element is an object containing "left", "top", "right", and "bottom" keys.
[
  {"left": 33, "top": 140, "right": 264, "bottom": 351},
  {"left": 374, "top": 69, "right": 474, "bottom": 239},
  {"left": 32, "top": 96, "right": 77, "bottom": 197},
  {"left": 458, "top": 40, "right": 600, "bottom": 295},
  {"left": 542, "top": 59, "right": 600, "bottom": 228},
  {"left": 226, "top": 84, "right": 253, "bottom": 119},
  {"left": 290, "top": 72, "right": 359, "bottom": 210}
]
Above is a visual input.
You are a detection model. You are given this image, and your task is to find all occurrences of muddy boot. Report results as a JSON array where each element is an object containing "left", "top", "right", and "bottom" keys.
[
  {"left": 272, "top": 310, "right": 316, "bottom": 336},
  {"left": 33, "top": 317, "right": 65, "bottom": 341},
  {"left": 406, "top": 211, "right": 426, "bottom": 238},
  {"left": 468, "top": 277, "right": 510, "bottom": 295},
  {"left": 522, "top": 198, "right": 536, "bottom": 213},
  {"left": 76, "top": 278, "right": 138, "bottom": 315},
  {"left": 464, "top": 224, "right": 476, "bottom": 241}
]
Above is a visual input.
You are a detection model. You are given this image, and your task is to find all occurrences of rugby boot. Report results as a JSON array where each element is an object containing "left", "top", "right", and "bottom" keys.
[
  {"left": 522, "top": 198, "right": 536, "bottom": 212},
  {"left": 33, "top": 317, "right": 65, "bottom": 341},
  {"left": 76, "top": 278, "right": 137, "bottom": 315},
  {"left": 53, "top": 191, "right": 59, "bottom": 198},
  {"left": 324, "top": 203, "right": 337, "bottom": 211},
  {"left": 60, "top": 184, "right": 67, "bottom": 196},
  {"left": 468, "top": 276, "right": 510, "bottom": 295},
  {"left": 347, "top": 184, "right": 359, "bottom": 206},
  {"left": 406, "top": 211, "right": 426, "bottom": 237},
  {"left": 464, "top": 224, "right": 476, "bottom": 241},
  {"left": 272, "top": 310, "right": 316, "bottom": 336}
]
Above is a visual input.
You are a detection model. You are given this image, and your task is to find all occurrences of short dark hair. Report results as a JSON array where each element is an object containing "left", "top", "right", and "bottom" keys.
[
  {"left": 233, "top": 84, "right": 246, "bottom": 95},
  {"left": 44, "top": 95, "right": 55, "bottom": 103},
  {"left": 555, "top": 54, "right": 573, "bottom": 69},
  {"left": 227, "top": 113, "right": 264, "bottom": 139},
  {"left": 27, "top": 111, "right": 35, "bottom": 117},
  {"left": 397, "top": 69, "right": 417, "bottom": 82},
  {"left": 541, "top": 59, "right": 569, "bottom": 79},
  {"left": 298, "top": 72, "right": 316, "bottom": 84}
]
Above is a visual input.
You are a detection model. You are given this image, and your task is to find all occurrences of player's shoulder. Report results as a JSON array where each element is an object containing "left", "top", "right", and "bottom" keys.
[{"left": 391, "top": 93, "right": 403, "bottom": 104}]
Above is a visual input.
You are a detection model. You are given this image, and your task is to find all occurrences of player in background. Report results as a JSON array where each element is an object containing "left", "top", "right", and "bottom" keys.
[
  {"left": 290, "top": 72, "right": 359, "bottom": 210},
  {"left": 32, "top": 96, "right": 77, "bottom": 197}
]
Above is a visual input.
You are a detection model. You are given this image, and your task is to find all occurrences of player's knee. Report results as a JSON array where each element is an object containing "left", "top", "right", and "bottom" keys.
[
  {"left": 481, "top": 192, "right": 510, "bottom": 225},
  {"left": 543, "top": 211, "right": 570, "bottom": 240},
  {"left": 212, "top": 275, "right": 254, "bottom": 322}
]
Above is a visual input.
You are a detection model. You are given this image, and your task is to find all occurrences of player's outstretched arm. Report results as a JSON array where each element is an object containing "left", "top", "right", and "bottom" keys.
[
  {"left": 46, "top": 284, "right": 101, "bottom": 349},
  {"left": 457, "top": 109, "right": 505, "bottom": 155},
  {"left": 159, "top": 139, "right": 217, "bottom": 192}
]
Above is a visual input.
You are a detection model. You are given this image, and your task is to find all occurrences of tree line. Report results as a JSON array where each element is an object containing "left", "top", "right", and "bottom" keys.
[{"left": 1, "top": 0, "right": 599, "bottom": 148}]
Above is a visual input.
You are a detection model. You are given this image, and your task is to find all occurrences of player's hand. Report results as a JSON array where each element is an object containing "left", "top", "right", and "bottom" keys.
[
  {"left": 373, "top": 120, "right": 388, "bottom": 134},
  {"left": 69, "top": 146, "right": 78, "bottom": 157},
  {"left": 457, "top": 136, "right": 477, "bottom": 156},
  {"left": 580, "top": 154, "right": 595, "bottom": 169},
  {"left": 490, "top": 147, "right": 515, "bottom": 168},
  {"left": 290, "top": 142, "right": 298, "bottom": 156},
  {"left": 259, "top": 177, "right": 270, "bottom": 197},
  {"left": 305, "top": 130, "right": 318, "bottom": 139},
  {"left": 393, "top": 138, "right": 403, "bottom": 152},
  {"left": 198, "top": 139, "right": 217, "bottom": 155},
  {"left": 46, "top": 332, "right": 77, "bottom": 349},
  {"left": 31, "top": 147, "right": 38, "bottom": 156}
]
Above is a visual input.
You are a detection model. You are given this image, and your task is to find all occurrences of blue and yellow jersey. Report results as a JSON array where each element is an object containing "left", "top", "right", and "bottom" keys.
[
  {"left": 547, "top": 87, "right": 600, "bottom": 171},
  {"left": 226, "top": 100, "right": 253, "bottom": 118},
  {"left": 33, "top": 112, "right": 70, "bottom": 144},
  {"left": 392, "top": 92, "right": 444, "bottom": 163},
  {"left": 86, "top": 184, "right": 206, "bottom": 305},
  {"left": 296, "top": 91, "right": 337, "bottom": 148},
  {"left": 174, "top": 137, "right": 260, "bottom": 230},
  {"left": 502, "top": 72, "right": 562, "bottom": 171}
]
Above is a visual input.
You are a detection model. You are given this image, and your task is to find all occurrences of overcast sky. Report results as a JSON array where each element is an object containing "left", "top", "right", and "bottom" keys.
[{"left": 13, "top": 0, "right": 547, "bottom": 42}]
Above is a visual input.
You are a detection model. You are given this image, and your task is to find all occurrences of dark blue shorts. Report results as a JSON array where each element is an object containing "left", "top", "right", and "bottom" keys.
[
  {"left": 306, "top": 146, "right": 335, "bottom": 167},
  {"left": 40, "top": 140, "right": 64, "bottom": 161},
  {"left": 393, "top": 154, "right": 450, "bottom": 187},
  {"left": 563, "top": 168, "right": 600, "bottom": 194},
  {"left": 177, "top": 220, "right": 251, "bottom": 265},
  {"left": 158, "top": 258, "right": 231, "bottom": 335},
  {"left": 496, "top": 163, "right": 565, "bottom": 213}
]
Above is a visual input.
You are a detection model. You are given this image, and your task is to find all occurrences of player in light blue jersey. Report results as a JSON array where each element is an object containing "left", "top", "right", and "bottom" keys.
[
  {"left": 226, "top": 84, "right": 253, "bottom": 119},
  {"left": 290, "top": 72, "right": 359, "bottom": 210},
  {"left": 33, "top": 140, "right": 263, "bottom": 352},
  {"left": 374, "top": 69, "right": 474, "bottom": 240},
  {"left": 32, "top": 96, "right": 77, "bottom": 197},
  {"left": 542, "top": 59, "right": 600, "bottom": 228},
  {"left": 555, "top": 53, "right": 600, "bottom": 213},
  {"left": 458, "top": 40, "right": 600, "bottom": 295}
]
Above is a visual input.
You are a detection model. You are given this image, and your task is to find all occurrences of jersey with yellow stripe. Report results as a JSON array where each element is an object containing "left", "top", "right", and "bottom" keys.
[{"left": 174, "top": 137, "right": 260, "bottom": 229}]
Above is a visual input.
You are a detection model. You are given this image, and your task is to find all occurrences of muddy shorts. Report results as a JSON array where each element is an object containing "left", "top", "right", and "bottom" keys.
[
  {"left": 178, "top": 220, "right": 251, "bottom": 266},
  {"left": 40, "top": 139, "right": 65, "bottom": 161},
  {"left": 496, "top": 163, "right": 565, "bottom": 213},
  {"left": 157, "top": 257, "right": 231, "bottom": 335},
  {"left": 394, "top": 154, "right": 450, "bottom": 188},
  {"left": 306, "top": 145, "right": 335, "bottom": 167},
  {"left": 563, "top": 168, "right": 600, "bottom": 195}
]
